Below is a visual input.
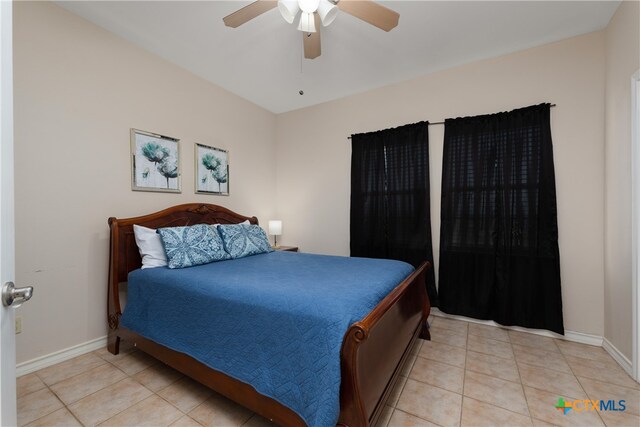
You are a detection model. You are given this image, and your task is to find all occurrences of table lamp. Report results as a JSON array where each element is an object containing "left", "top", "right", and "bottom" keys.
[{"left": 268, "top": 220, "right": 282, "bottom": 248}]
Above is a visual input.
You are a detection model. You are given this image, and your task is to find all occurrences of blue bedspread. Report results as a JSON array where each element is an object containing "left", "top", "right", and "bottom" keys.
[{"left": 121, "top": 251, "right": 413, "bottom": 426}]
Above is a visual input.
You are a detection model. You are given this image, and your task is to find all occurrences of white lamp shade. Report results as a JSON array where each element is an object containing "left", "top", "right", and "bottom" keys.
[
  {"left": 278, "top": 0, "right": 299, "bottom": 24},
  {"left": 297, "top": 12, "right": 316, "bottom": 32},
  {"left": 298, "top": 0, "right": 320, "bottom": 13},
  {"left": 268, "top": 220, "right": 282, "bottom": 236},
  {"left": 317, "top": 0, "right": 338, "bottom": 26}
]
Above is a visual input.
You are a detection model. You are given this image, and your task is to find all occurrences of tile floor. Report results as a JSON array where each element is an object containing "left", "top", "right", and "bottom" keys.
[{"left": 16, "top": 316, "right": 640, "bottom": 427}]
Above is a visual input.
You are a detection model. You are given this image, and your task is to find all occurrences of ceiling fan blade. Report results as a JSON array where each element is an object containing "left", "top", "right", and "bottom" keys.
[
  {"left": 223, "top": 0, "right": 277, "bottom": 28},
  {"left": 337, "top": 0, "right": 399, "bottom": 32},
  {"left": 303, "top": 14, "right": 321, "bottom": 59}
]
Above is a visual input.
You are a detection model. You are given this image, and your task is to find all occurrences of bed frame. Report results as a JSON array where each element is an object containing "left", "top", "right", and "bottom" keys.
[{"left": 107, "top": 203, "right": 431, "bottom": 427}]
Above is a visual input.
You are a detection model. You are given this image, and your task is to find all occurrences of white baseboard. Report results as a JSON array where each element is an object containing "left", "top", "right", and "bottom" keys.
[
  {"left": 430, "top": 309, "right": 603, "bottom": 346},
  {"left": 16, "top": 335, "right": 107, "bottom": 377},
  {"left": 602, "top": 337, "right": 634, "bottom": 377}
]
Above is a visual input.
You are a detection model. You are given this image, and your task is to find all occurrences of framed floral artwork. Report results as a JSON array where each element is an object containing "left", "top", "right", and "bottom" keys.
[
  {"left": 131, "top": 129, "right": 181, "bottom": 193},
  {"left": 195, "top": 143, "right": 229, "bottom": 195}
]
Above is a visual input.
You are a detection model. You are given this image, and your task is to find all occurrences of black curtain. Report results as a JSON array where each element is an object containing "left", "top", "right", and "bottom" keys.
[
  {"left": 350, "top": 122, "right": 438, "bottom": 306},
  {"left": 438, "top": 103, "right": 563, "bottom": 334}
]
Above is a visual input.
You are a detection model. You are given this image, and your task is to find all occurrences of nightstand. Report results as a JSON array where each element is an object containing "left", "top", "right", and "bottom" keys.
[{"left": 273, "top": 246, "right": 298, "bottom": 252}]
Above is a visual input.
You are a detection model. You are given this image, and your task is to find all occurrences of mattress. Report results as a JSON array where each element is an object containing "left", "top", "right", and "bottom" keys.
[{"left": 121, "top": 251, "right": 413, "bottom": 426}]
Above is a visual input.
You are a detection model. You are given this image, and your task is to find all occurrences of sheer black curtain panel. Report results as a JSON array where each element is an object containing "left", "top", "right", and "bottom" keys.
[
  {"left": 438, "top": 103, "right": 563, "bottom": 334},
  {"left": 350, "top": 122, "right": 438, "bottom": 306}
]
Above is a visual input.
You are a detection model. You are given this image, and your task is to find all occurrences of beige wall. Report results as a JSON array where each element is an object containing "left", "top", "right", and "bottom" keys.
[
  {"left": 276, "top": 32, "right": 606, "bottom": 337},
  {"left": 14, "top": 1, "right": 629, "bottom": 364},
  {"left": 604, "top": 0, "right": 640, "bottom": 360},
  {"left": 13, "top": 2, "right": 277, "bottom": 363}
]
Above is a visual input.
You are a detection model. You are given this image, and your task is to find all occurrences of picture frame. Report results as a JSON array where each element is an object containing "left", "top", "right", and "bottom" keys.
[
  {"left": 195, "top": 143, "right": 229, "bottom": 195},
  {"left": 131, "top": 129, "right": 181, "bottom": 193}
]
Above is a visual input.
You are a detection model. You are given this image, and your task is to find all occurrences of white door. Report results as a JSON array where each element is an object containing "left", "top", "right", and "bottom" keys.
[
  {"left": 634, "top": 69, "right": 640, "bottom": 382},
  {"left": 0, "top": 1, "right": 17, "bottom": 424}
]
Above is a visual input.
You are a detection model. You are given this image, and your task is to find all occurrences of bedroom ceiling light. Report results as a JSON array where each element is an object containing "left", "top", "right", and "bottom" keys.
[
  {"left": 277, "top": 0, "right": 299, "bottom": 24},
  {"left": 224, "top": 0, "right": 400, "bottom": 60},
  {"left": 278, "top": 0, "right": 338, "bottom": 32},
  {"left": 317, "top": 0, "right": 338, "bottom": 26},
  {"left": 297, "top": 12, "right": 316, "bottom": 33}
]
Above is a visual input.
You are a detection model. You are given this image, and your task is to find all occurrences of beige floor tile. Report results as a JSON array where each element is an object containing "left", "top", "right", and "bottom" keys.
[
  {"left": 399, "top": 354, "right": 417, "bottom": 378},
  {"left": 388, "top": 409, "right": 440, "bottom": 427},
  {"left": 410, "top": 357, "right": 465, "bottom": 394},
  {"left": 17, "top": 388, "right": 64, "bottom": 427},
  {"left": 243, "top": 414, "right": 277, "bottom": 427},
  {"left": 376, "top": 405, "right": 394, "bottom": 427},
  {"left": 512, "top": 344, "right": 572, "bottom": 374},
  {"left": 169, "top": 415, "right": 204, "bottom": 427},
  {"left": 24, "top": 407, "right": 81, "bottom": 427},
  {"left": 524, "top": 386, "right": 604, "bottom": 426},
  {"left": 188, "top": 393, "right": 253, "bottom": 427},
  {"left": 396, "top": 378, "right": 462, "bottom": 427},
  {"left": 468, "top": 334, "right": 514, "bottom": 360},
  {"left": 110, "top": 350, "right": 159, "bottom": 376},
  {"left": 461, "top": 396, "right": 532, "bottom": 427},
  {"left": 463, "top": 370, "right": 529, "bottom": 416},
  {"left": 388, "top": 375, "right": 408, "bottom": 407},
  {"left": 68, "top": 378, "right": 153, "bottom": 426},
  {"left": 17, "top": 373, "right": 46, "bottom": 398},
  {"left": 98, "top": 395, "right": 183, "bottom": 427},
  {"left": 158, "top": 377, "right": 213, "bottom": 413},
  {"left": 432, "top": 316, "right": 469, "bottom": 334},
  {"left": 430, "top": 327, "right": 468, "bottom": 349},
  {"left": 531, "top": 418, "right": 557, "bottom": 426},
  {"left": 51, "top": 363, "right": 127, "bottom": 405},
  {"left": 577, "top": 377, "right": 640, "bottom": 416},
  {"left": 509, "top": 331, "right": 560, "bottom": 353},
  {"left": 519, "top": 363, "right": 587, "bottom": 399},
  {"left": 93, "top": 343, "right": 136, "bottom": 363},
  {"left": 468, "top": 323, "right": 510, "bottom": 343},
  {"left": 565, "top": 356, "right": 640, "bottom": 390},
  {"left": 419, "top": 340, "right": 466, "bottom": 368},
  {"left": 36, "top": 353, "right": 106, "bottom": 386},
  {"left": 133, "top": 363, "right": 183, "bottom": 392},
  {"left": 465, "top": 350, "right": 520, "bottom": 383},
  {"left": 556, "top": 341, "right": 614, "bottom": 364},
  {"left": 599, "top": 410, "right": 640, "bottom": 427}
]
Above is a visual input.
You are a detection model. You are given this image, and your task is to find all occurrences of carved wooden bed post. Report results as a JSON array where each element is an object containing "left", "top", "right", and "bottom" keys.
[{"left": 338, "top": 263, "right": 430, "bottom": 427}]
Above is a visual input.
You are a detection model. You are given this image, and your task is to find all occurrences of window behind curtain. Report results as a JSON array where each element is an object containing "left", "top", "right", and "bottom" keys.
[
  {"left": 350, "top": 122, "right": 438, "bottom": 306},
  {"left": 438, "top": 104, "right": 563, "bottom": 334}
]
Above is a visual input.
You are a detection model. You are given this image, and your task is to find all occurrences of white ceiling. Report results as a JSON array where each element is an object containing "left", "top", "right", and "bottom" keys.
[{"left": 57, "top": 1, "right": 619, "bottom": 113}]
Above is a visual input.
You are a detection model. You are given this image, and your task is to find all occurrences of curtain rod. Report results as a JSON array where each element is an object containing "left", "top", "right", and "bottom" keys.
[{"left": 346, "top": 104, "right": 557, "bottom": 139}]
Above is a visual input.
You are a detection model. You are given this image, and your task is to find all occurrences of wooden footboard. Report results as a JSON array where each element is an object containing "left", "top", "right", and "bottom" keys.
[
  {"left": 339, "top": 262, "right": 430, "bottom": 427},
  {"left": 107, "top": 204, "right": 431, "bottom": 427}
]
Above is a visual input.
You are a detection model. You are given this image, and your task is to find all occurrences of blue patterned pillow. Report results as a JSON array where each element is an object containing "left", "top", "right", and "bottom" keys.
[
  {"left": 157, "top": 224, "right": 229, "bottom": 269},
  {"left": 217, "top": 224, "right": 273, "bottom": 259}
]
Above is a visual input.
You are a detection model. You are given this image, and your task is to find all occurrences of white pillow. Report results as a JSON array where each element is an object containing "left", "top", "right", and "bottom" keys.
[{"left": 133, "top": 224, "right": 168, "bottom": 269}]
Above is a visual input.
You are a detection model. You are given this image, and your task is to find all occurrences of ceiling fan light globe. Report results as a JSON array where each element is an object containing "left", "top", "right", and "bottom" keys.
[
  {"left": 317, "top": 0, "right": 338, "bottom": 26},
  {"left": 297, "top": 12, "right": 316, "bottom": 32},
  {"left": 298, "top": 0, "right": 320, "bottom": 13},
  {"left": 278, "top": 0, "right": 300, "bottom": 24}
]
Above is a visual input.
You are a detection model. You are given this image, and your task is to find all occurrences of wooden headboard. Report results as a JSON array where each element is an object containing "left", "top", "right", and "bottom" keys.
[{"left": 107, "top": 203, "right": 258, "bottom": 329}]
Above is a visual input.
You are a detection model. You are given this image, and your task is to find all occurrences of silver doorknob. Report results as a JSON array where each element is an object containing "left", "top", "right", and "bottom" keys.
[{"left": 2, "top": 282, "right": 33, "bottom": 308}]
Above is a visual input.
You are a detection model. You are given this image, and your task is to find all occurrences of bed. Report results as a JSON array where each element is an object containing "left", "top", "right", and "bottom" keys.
[{"left": 107, "top": 203, "right": 431, "bottom": 427}]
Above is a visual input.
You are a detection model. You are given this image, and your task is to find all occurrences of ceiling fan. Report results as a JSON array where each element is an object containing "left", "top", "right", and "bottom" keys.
[{"left": 222, "top": 0, "right": 400, "bottom": 60}]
